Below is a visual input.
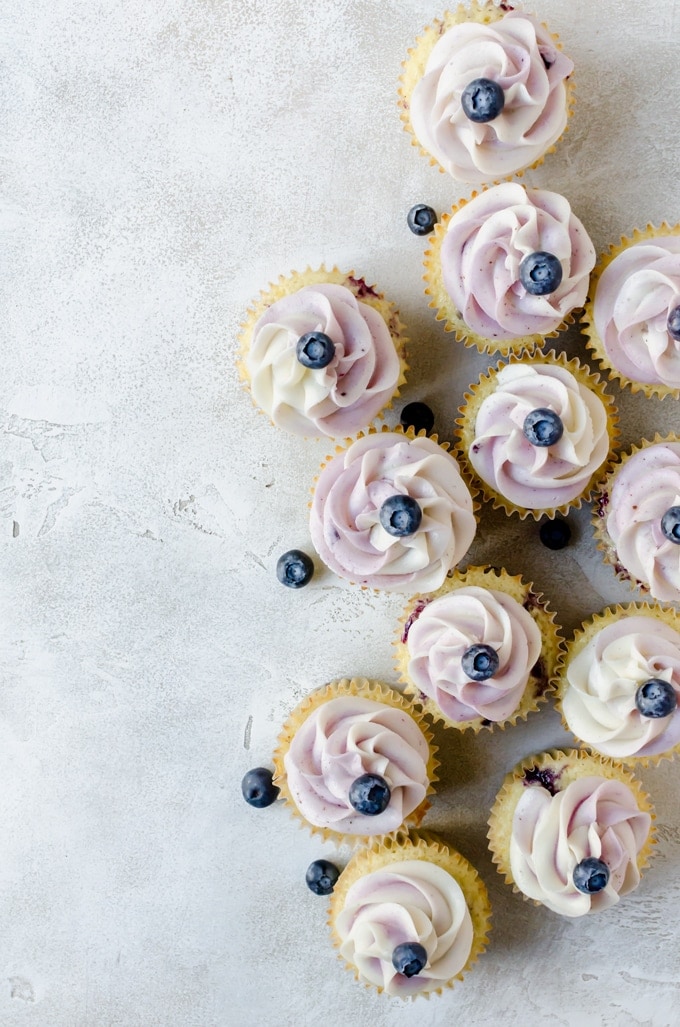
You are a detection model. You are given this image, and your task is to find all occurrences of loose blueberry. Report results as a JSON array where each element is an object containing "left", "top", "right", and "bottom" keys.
[
  {"left": 668, "top": 305, "right": 680, "bottom": 342},
  {"left": 241, "top": 767, "right": 280, "bottom": 809},
  {"left": 276, "top": 549, "right": 314, "bottom": 588},
  {"left": 461, "top": 643, "right": 499, "bottom": 681},
  {"left": 296, "top": 331, "right": 336, "bottom": 369},
  {"left": 379, "top": 495, "right": 422, "bottom": 537},
  {"left": 523, "top": 408, "right": 564, "bottom": 447},
  {"left": 348, "top": 773, "right": 391, "bottom": 816},
  {"left": 660, "top": 506, "right": 680, "bottom": 544},
  {"left": 305, "top": 859, "right": 340, "bottom": 896},
  {"left": 635, "top": 678, "right": 678, "bottom": 719},
  {"left": 400, "top": 401, "right": 435, "bottom": 435},
  {"left": 407, "top": 203, "right": 437, "bottom": 236},
  {"left": 539, "top": 517, "right": 571, "bottom": 550},
  {"left": 461, "top": 77, "right": 505, "bottom": 123},
  {"left": 519, "top": 251, "right": 563, "bottom": 296},
  {"left": 392, "top": 942, "right": 428, "bottom": 978},
  {"left": 572, "top": 857, "right": 610, "bottom": 894}
]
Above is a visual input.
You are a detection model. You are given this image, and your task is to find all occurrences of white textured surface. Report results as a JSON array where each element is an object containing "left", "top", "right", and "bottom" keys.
[{"left": 2, "top": 1, "right": 680, "bottom": 1024}]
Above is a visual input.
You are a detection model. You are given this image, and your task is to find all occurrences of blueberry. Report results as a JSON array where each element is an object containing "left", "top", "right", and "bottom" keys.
[
  {"left": 660, "top": 506, "right": 680, "bottom": 544},
  {"left": 461, "top": 77, "right": 505, "bottom": 123},
  {"left": 348, "top": 773, "right": 391, "bottom": 816},
  {"left": 519, "top": 251, "right": 563, "bottom": 296},
  {"left": 668, "top": 305, "right": 680, "bottom": 342},
  {"left": 461, "top": 643, "right": 499, "bottom": 681},
  {"left": 392, "top": 942, "right": 428, "bottom": 978},
  {"left": 539, "top": 517, "right": 571, "bottom": 550},
  {"left": 305, "top": 859, "right": 340, "bottom": 896},
  {"left": 635, "top": 678, "right": 678, "bottom": 719},
  {"left": 296, "top": 331, "right": 335, "bottom": 369},
  {"left": 241, "top": 767, "right": 280, "bottom": 809},
  {"left": 523, "top": 408, "right": 564, "bottom": 447},
  {"left": 400, "top": 401, "right": 435, "bottom": 434},
  {"left": 276, "top": 549, "right": 314, "bottom": 588},
  {"left": 572, "top": 857, "right": 610, "bottom": 894},
  {"left": 379, "top": 495, "right": 422, "bottom": 537},
  {"left": 407, "top": 204, "right": 437, "bottom": 236}
]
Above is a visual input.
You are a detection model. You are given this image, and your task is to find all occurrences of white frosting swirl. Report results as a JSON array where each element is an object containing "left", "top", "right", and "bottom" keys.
[
  {"left": 310, "top": 433, "right": 476, "bottom": 592},
  {"left": 562, "top": 616, "right": 680, "bottom": 759},
  {"left": 404, "top": 586, "right": 542, "bottom": 722},
  {"left": 247, "top": 283, "right": 400, "bottom": 437},
  {"left": 335, "top": 859, "right": 473, "bottom": 996},
  {"left": 592, "top": 236, "right": 680, "bottom": 387},
  {"left": 283, "top": 696, "right": 430, "bottom": 836},
  {"left": 410, "top": 12, "right": 573, "bottom": 183},
  {"left": 510, "top": 775, "right": 651, "bottom": 916},
  {"left": 468, "top": 363, "right": 610, "bottom": 510}
]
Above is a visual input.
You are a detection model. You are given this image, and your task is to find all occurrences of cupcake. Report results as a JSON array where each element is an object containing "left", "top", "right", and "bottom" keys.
[
  {"left": 398, "top": 1, "right": 574, "bottom": 185},
  {"left": 310, "top": 427, "right": 477, "bottom": 592},
  {"left": 456, "top": 351, "right": 618, "bottom": 519},
  {"left": 272, "top": 679, "right": 438, "bottom": 844},
  {"left": 488, "top": 749, "right": 654, "bottom": 917},
  {"left": 395, "top": 566, "right": 562, "bottom": 731},
  {"left": 329, "top": 829, "right": 491, "bottom": 997},
  {"left": 557, "top": 603, "right": 680, "bottom": 765},
  {"left": 238, "top": 267, "right": 406, "bottom": 437},
  {"left": 584, "top": 225, "right": 680, "bottom": 398},
  {"left": 424, "top": 183, "right": 596, "bottom": 354}
]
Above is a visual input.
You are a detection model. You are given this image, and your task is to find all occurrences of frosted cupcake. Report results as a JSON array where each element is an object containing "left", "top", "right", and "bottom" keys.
[
  {"left": 456, "top": 352, "right": 618, "bottom": 519},
  {"left": 488, "top": 749, "right": 654, "bottom": 917},
  {"left": 557, "top": 604, "right": 680, "bottom": 765},
  {"left": 424, "top": 184, "right": 596, "bottom": 354},
  {"left": 272, "top": 679, "right": 438, "bottom": 844},
  {"left": 310, "top": 427, "right": 477, "bottom": 592},
  {"left": 395, "top": 566, "right": 562, "bottom": 731},
  {"left": 329, "top": 829, "right": 491, "bottom": 997},
  {"left": 399, "top": 1, "right": 574, "bottom": 185},
  {"left": 238, "top": 267, "right": 406, "bottom": 437},
  {"left": 584, "top": 225, "right": 680, "bottom": 398}
]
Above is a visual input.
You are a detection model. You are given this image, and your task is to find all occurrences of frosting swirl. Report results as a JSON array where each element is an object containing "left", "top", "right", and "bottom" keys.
[
  {"left": 247, "top": 283, "right": 400, "bottom": 437},
  {"left": 468, "top": 363, "right": 610, "bottom": 510},
  {"left": 335, "top": 859, "right": 473, "bottom": 996},
  {"left": 562, "top": 616, "right": 680, "bottom": 759},
  {"left": 410, "top": 12, "right": 573, "bottom": 184},
  {"left": 404, "top": 586, "right": 541, "bottom": 722},
  {"left": 440, "top": 184, "right": 595, "bottom": 340},
  {"left": 592, "top": 236, "right": 680, "bottom": 387},
  {"left": 310, "top": 433, "right": 476, "bottom": 592},
  {"left": 283, "top": 696, "right": 430, "bottom": 836},
  {"left": 510, "top": 775, "right": 651, "bottom": 916}
]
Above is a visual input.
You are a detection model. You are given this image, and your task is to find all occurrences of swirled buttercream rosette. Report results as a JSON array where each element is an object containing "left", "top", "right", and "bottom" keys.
[
  {"left": 394, "top": 566, "right": 563, "bottom": 732},
  {"left": 272, "top": 679, "right": 439, "bottom": 845},
  {"left": 455, "top": 350, "right": 619, "bottom": 519},
  {"left": 487, "top": 749, "right": 655, "bottom": 917},
  {"left": 583, "top": 224, "right": 680, "bottom": 399},
  {"left": 398, "top": 1, "right": 574, "bottom": 185},
  {"left": 238, "top": 267, "right": 407, "bottom": 438},
  {"left": 328, "top": 829, "right": 491, "bottom": 998}
]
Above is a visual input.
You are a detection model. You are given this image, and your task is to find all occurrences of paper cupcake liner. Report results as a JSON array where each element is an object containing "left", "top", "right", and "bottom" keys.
[
  {"left": 583, "top": 223, "right": 680, "bottom": 400},
  {"left": 272, "top": 678, "right": 439, "bottom": 846},
  {"left": 487, "top": 748, "right": 656, "bottom": 900},
  {"left": 328, "top": 828, "right": 491, "bottom": 998},
  {"left": 454, "top": 349, "right": 620, "bottom": 520},
  {"left": 394, "top": 565, "right": 564, "bottom": 732}
]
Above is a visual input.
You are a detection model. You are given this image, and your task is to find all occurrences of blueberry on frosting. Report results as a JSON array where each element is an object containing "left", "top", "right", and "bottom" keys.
[
  {"left": 391, "top": 942, "right": 428, "bottom": 978},
  {"left": 660, "top": 506, "right": 680, "bottom": 544},
  {"left": 296, "top": 331, "right": 336, "bottom": 369},
  {"left": 523, "top": 408, "right": 564, "bottom": 447},
  {"left": 572, "top": 857, "right": 610, "bottom": 895},
  {"left": 407, "top": 204, "right": 437, "bottom": 236},
  {"left": 460, "top": 77, "right": 505, "bottom": 123},
  {"left": 380, "top": 495, "right": 422, "bottom": 537},
  {"left": 349, "top": 773, "right": 391, "bottom": 816},
  {"left": 519, "top": 251, "right": 563, "bottom": 296},
  {"left": 635, "top": 679, "right": 678, "bottom": 719},
  {"left": 668, "top": 304, "right": 680, "bottom": 342},
  {"left": 461, "top": 643, "right": 499, "bottom": 681}
]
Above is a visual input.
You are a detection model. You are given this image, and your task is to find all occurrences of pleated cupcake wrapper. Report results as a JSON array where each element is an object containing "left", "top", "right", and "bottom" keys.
[
  {"left": 554, "top": 601, "right": 680, "bottom": 768},
  {"left": 487, "top": 747, "right": 656, "bottom": 902},
  {"left": 327, "top": 828, "right": 492, "bottom": 998},
  {"left": 237, "top": 265, "right": 409, "bottom": 438},
  {"left": 272, "top": 678, "right": 440, "bottom": 847},
  {"left": 582, "top": 223, "right": 680, "bottom": 400},
  {"left": 398, "top": 0, "right": 575, "bottom": 187},
  {"left": 393, "top": 565, "right": 564, "bottom": 733},
  {"left": 454, "top": 348, "right": 620, "bottom": 521}
]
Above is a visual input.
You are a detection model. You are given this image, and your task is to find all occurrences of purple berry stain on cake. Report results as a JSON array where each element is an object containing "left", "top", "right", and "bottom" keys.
[
  {"left": 523, "top": 591, "right": 542, "bottom": 613},
  {"left": 595, "top": 491, "right": 609, "bottom": 518},
  {"left": 523, "top": 764, "right": 564, "bottom": 796},
  {"left": 531, "top": 657, "right": 549, "bottom": 695},
  {"left": 347, "top": 276, "right": 379, "bottom": 300},
  {"left": 402, "top": 599, "right": 430, "bottom": 642}
]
